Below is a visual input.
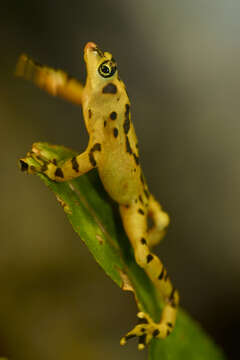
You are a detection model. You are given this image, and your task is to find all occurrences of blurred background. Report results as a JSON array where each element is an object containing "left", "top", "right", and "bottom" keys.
[{"left": 1, "top": 1, "right": 240, "bottom": 359}]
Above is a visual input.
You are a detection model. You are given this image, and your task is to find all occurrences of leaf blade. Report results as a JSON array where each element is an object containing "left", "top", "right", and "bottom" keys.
[{"left": 21, "top": 142, "right": 226, "bottom": 360}]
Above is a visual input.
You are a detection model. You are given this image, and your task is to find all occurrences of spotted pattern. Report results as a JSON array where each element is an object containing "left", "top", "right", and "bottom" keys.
[
  {"left": 153, "top": 329, "right": 160, "bottom": 337},
  {"left": 133, "top": 153, "right": 139, "bottom": 165},
  {"left": 113, "top": 128, "right": 118, "bottom": 138},
  {"left": 123, "top": 104, "right": 130, "bottom": 134},
  {"left": 102, "top": 83, "right": 117, "bottom": 94},
  {"left": 55, "top": 167, "right": 64, "bottom": 178},
  {"left": 158, "top": 267, "right": 164, "bottom": 280},
  {"left": 20, "top": 160, "right": 28, "bottom": 171},
  {"left": 144, "top": 189, "right": 150, "bottom": 199},
  {"left": 126, "top": 136, "right": 132, "bottom": 154},
  {"left": 71, "top": 156, "right": 79, "bottom": 172},
  {"left": 41, "top": 162, "right": 48, "bottom": 172},
  {"left": 89, "top": 152, "right": 96, "bottom": 167},
  {"left": 147, "top": 254, "right": 154, "bottom": 263},
  {"left": 88, "top": 143, "right": 102, "bottom": 167},
  {"left": 91, "top": 143, "right": 101, "bottom": 152},
  {"left": 110, "top": 111, "right": 117, "bottom": 120}
]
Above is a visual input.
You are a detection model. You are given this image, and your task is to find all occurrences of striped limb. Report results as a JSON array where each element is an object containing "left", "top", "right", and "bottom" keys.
[
  {"left": 119, "top": 202, "right": 179, "bottom": 350},
  {"left": 19, "top": 143, "right": 102, "bottom": 181},
  {"left": 147, "top": 195, "right": 170, "bottom": 248},
  {"left": 15, "top": 54, "right": 83, "bottom": 105}
]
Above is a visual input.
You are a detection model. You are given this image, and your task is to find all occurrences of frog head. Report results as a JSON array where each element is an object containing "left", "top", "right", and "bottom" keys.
[{"left": 84, "top": 42, "right": 118, "bottom": 91}]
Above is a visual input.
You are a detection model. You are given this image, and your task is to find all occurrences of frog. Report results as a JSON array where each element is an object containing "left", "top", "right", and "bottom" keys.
[{"left": 16, "top": 42, "right": 179, "bottom": 350}]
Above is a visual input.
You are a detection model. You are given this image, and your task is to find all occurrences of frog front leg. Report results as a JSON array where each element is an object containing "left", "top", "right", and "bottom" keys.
[
  {"left": 20, "top": 143, "right": 101, "bottom": 182},
  {"left": 16, "top": 54, "right": 83, "bottom": 105},
  {"left": 119, "top": 202, "right": 179, "bottom": 350}
]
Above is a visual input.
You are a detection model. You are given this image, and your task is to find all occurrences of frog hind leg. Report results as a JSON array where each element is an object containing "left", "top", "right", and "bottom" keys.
[
  {"left": 119, "top": 202, "right": 179, "bottom": 350},
  {"left": 15, "top": 54, "right": 83, "bottom": 105},
  {"left": 147, "top": 195, "right": 170, "bottom": 248}
]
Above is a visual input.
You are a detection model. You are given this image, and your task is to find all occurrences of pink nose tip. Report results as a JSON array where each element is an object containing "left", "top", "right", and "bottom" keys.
[{"left": 84, "top": 42, "right": 97, "bottom": 52}]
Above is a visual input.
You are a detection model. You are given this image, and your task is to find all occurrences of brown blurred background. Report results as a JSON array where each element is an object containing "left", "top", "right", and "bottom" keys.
[{"left": 1, "top": 1, "right": 240, "bottom": 359}]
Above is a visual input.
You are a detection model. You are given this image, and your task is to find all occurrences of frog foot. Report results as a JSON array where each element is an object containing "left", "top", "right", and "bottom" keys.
[
  {"left": 120, "top": 312, "right": 172, "bottom": 350},
  {"left": 19, "top": 151, "right": 56, "bottom": 175}
]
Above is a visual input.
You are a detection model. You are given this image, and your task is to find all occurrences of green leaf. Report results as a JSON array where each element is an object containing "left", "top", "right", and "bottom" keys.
[{"left": 21, "top": 143, "right": 226, "bottom": 360}]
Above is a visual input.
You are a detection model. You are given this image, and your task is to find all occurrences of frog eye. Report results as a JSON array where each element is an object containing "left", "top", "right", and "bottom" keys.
[{"left": 98, "top": 60, "right": 116, "bottom": 78}]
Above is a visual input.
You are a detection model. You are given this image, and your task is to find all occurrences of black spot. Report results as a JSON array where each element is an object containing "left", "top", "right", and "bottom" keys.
[
  {"left": 89, "top": 143, "right": 101, "bottom": 167},
  {"left": 125, "top": 204, "right": 130, "bottom": 209},
  {"left": 139, "top": 334, "right": 147, "bottom": 346},
  {"left": 141, "top": 237, "right": 147, "bottom": 245},
  {"left": 133, "top": 153, "right": 139, "bottom": 165},
  {"left": 141, "top": 327, "right": 146, "bottom": 333},
  {"left": 52, "top": 158, "right": 57, "bottom": 165},
  {"left": 169, "top": 288, "right": 176, "bottom": 303},
  {"left": 110, "top": 111, "right": 117, "bottom": 120},
  {"left": 123, "top": 104, "right": 131, "bottom": 134},
  {"left": 30, "top": 165, "right": 36, "bottom": 171},
  {"left": 134, "top": 168, "right": 136, "bottom": 172},
  {"left": 153, "top": 329, "right": 160, "bottom": 337},
  {"left": 71, "top": 156, "right": 79, "bottom": 172},
  {"left": 138, "top": 317, "right": 148, "bottom": 325},
  {"left": 55, "top": 167, "right": 64, "bottom": 178},
  {"left": 102, "top": 83, "right": 117, "bottom": 94},
  {"left": 20, "top": 160, "right": 28, "bottom": 171},
  {"left": 167, "top": 330, "right": 171, "bottom": 336},
  {"left": 144, "top": 189, "right": 150, "bottom": 199},
  {"left": 139, "top": 195, "right": 144, "bottom": 204},
  {"left": 41, "top": 162, "right": 48, "bottom": 172},
  {"left": 167, "top": 322, "right": 173, "bottom": 328},
  {"left": 158, "top": 267, "right": 164, "bottom": 280},
  {"left": 113, "top": 128, "right": 118, "bottom": 138},
  {"left": 89, "top": 152, "right": 96, "bottom": 167},
  {"left": 138, "top": 208, "right": 144, "bottom": 215},
  {"left": 126, "top": 136, "right": 132, "bottom": 154},
  {"left": 140, "top": 173, "right": 145, "bottom": 185},
  {"left": 104, "top": 120, "right": 107, "bottom": 127},
  {"left": 88, "top": 109, "right": 92, "bottom": 118},
  {"left": 147, "top": 254, "right": 154, "bottom": 263},
  {"left": 91, "top": 143, "right": 101, "bottom": 152}
]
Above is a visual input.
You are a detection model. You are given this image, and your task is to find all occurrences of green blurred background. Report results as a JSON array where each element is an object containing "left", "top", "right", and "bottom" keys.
[{"left": 1, "top": 1, "right": 240, "bottom": 359}]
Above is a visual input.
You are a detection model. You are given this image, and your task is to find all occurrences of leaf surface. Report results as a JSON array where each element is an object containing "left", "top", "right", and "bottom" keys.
[{"left": 22, "top": 143, "right": 226, "bottom": 360}]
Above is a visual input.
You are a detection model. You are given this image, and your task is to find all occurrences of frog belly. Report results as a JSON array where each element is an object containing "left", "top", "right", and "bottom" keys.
[{"left": 97, "top": 154, "right": 141, "bottom": 204}]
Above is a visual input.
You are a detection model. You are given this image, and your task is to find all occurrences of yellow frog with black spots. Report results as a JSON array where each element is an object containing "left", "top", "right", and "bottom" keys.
[{"left": 16, "top": 42, "right": 179, "bottom": 350}]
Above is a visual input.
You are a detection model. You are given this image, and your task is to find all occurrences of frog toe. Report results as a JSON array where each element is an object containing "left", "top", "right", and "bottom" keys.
[
  {"left": 120, "top": 311, "right": 173, "bottom": 350},
  {"left": 19, "top": 151, "right": 51, "bottom": 175}
]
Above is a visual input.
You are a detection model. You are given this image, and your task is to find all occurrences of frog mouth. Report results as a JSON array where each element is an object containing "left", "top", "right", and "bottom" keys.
[{"left": 84, "top": 42, "right": 104, "bottom": 57}]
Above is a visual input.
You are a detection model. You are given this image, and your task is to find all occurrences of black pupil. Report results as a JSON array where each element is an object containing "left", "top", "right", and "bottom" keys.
[{"left": 101, "top": 65, "right": 110, "bottom": 73}]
